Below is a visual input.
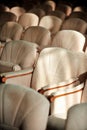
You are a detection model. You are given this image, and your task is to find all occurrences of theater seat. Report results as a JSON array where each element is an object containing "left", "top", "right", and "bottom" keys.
[
  {"left": 39, "top": 15, "right": 62, "bottom": 38},
  {"left": 65, "top": 103, "right": 87, "bottom": 130},
  {"left": 0, "top": 83, "right": 50, "bottom": 130},
  {"left": 0, "top": 21, "right": 23, "bottom": 43},
  {"left": 0, "top": 40, "right": 39, "bottom": 87},
  {"left": 22, "top": 26, "right": 51, "bottom": 50},
  {"left": 18, "top": 13, "right": 39, "bottom": 31},
  {"left": 52, "top": 30, "right": 86, "bottom": 52},
  {"left": 31, "top": 47, "right": 87, "bottom": 118}
]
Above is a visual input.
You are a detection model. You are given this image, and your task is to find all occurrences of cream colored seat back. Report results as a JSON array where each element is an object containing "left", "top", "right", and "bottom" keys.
[
  {"left": 0, "top": 21, "right": 23, "bottom": 43},
  {"left": 39, "top": 15, "right": 63, "bottom": 38},
  {"left": 0, "top": 83, "right": 50, "bottom": 130},
  {"left": 10, "top": 6, "right": 26, "bottom": 21},
  {"left": 52, "top": 30, "right": 86, "bottom": 52},
  {"left": 18, "top": 13, "right": 39, "bottom": 30},
  {"left": 61, "top": 18, "right": 87, "bottom": 34},
  {"left": 0, "top": 40, "right": 39, "bottom": 87},
  {"left": 65, "top": 103, "right": 87, "bottom": 130},
  {"left": 22, "top": 26, "right": 52, "bottom": 50},
  {"left": 32, "top": 47, "right": 87, "bottom": 91},
  {"left": 31, "top": 47, "right": 87, "bottom": 118}
]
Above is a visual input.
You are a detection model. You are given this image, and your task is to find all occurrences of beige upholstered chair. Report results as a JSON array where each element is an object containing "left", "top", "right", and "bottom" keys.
[
  {"left": 31, "top": 47, "right": 87, "bottom": 118},
  {"left": 73, "top": 6, "right": 86, "bottom": 12},
  {"left": 0, "top": 21, "right": 23, "bottom": 43},
  {"left": 69, "top": 11, "right": 87, "bottom": 22},
  {"left": 18, "top": 13, "right": 39, "bottom": 31},
  {"left": 0, "top": 40, "right": 39, "bottom": 87},
  {"left": 22, "top": 26, "right": 52, "bottom": 50},
  {"left": 29, "top": 8, "right": 46, "bottom": 19},
  {"left": 47, "top": 115, "right": 66, "bottom": 130},
  {"left": 10, "top": 6, "right": 26, "bottom": 21},
  {"left": 48, "top": 10, "right": 66, "bottom": 21},
  {"left": 56, "top": 4, "right": 72, "bottom": 16},
  {"left": 44, "top": 0, "right": 56, "bottom": 11},
  {"left": 0, "top": 83, "right": 50, "bottom": 130},
  {"left": 61, "top": 18, "right": 87, "bottom": 34},
  {"left": 0, "top": 11, "right": 17, "bottom": 26},
  {"left": 39, "top": 15, "right": 62, "bottom": 38},
  {"left": 65, "top": 103, "right": 87, "bottom": 130},
  {"left": 52, "top": 30, "right": 86, "bottom": 52},
  {"left": 47, "top": 102, "right": 87, "bottom": 130}
]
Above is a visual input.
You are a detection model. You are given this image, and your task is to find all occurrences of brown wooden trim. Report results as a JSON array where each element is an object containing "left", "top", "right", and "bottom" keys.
[
  {"left": 38, "top": 78, "right": 79, "bottom": 94},
  {"left": 49, "top": 87, "right": 84, "bottom": 102},
  {"left": 1, "top": 71, "right": 32, "bottom": 83}
]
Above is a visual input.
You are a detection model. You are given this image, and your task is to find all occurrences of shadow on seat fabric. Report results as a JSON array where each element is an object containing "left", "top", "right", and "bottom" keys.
[
  {"left": 0, "top": 83, "right": 50, "bottom": 130},
  {"left": 22, "top": 26, "right": 52, "bottom": 50}
]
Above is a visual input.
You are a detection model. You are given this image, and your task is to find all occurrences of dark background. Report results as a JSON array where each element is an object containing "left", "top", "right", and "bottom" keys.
[{"left": 0, "top": 0, "right": 87, "bottom": 8}]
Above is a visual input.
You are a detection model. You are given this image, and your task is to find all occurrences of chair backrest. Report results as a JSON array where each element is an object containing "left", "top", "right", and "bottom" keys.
[
  {"left": 69, "top": 11, "right": 87, "bottom": 22},
  {"left": 18, "top": 13, "right": 39, "bottom": 30},
  {"left": 39, "top": 15, "right": 62, "bottom": 37},
  {"left": 31, "top": 47, "right": 87, "bottom": 91},
  {"left": 48, "top": 10, "right": 66, "bottom": 21},
  {"left": 0, "top": 83, "right": 50, "bottom": 130},
  {"left": 56, "top": 4, "right": 72, "bottom": 16},
  {"left": 10, "top": 6, "right": 26, "bottom": 21},
  {"left": 73, "top": 6, "right": 86, "bottom": 12},
  {"left": 0, "top": 40, "right": 39, "bottom": 69},
  {"left": 0, "top": 21, "right": 23, "bottom": 42},
  {"left": 44, "top": 0, "right": 56, "bottom": 11},
  {"left": 22, "top": 26, "right": 52, "bottom": 50},
  {"left": 32, "top": 47, "right": 87, "bottom": 118},
  {"left": 52, "top": 30, "right": 86, "bottom": 52},
  {"left": 61, "top": 18, "right": 87, "bottom": 34},
  {"left": 65, "top": 103, "right": 87, "bottom": 130},
  {"left": 29, "top": 8, "right": 46, "bottom": 19},
  {"left": 0, "top": 12, "right": 17, "bottom": 26}
]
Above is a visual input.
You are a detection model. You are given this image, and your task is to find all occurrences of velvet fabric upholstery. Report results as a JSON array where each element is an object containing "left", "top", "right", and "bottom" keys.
[
  {"left": 61, "top": 18, "right": 87, "bottom": 34},
  {"left": 44, "top": 0, "right": 56, "bottom": 11},
  {"left": 39, "top": 15, "right": 62, "bottom": 38},
  {"left": 22, "top": 26, "right": 51, "bottom": 50},
  {"left": 56, "top": 4, "right": 72, "bottom": 16},
  {"left": 0, "top": 12, "right": 17, "bottom": 26},
  {"left": 0, "top": 40, "right": 39, "bottom": 87},
  {"left": 0, "top": 22, "right": 23, "bottom": 43},
  {"left": 0, "top": 83, "right": 50, "bottom": 130},
  {"left": 32, "top": 47, "right": 87, "bottom": 118},
  {"left": 10, "top": 6, "right": 26, "bottom": 21},
  {"left": 29, "top": 8, "right": 46, "bottom": 19},
  {"left": 32, "top": 47, "right": 87, "bottom": 91},
  {"left": 48, "top": 10, "right": 66, "bottom": 21},
  {"left": 52, "top": 30, "right": 86, "bottom": 52},
  {"left": 65, "top": 103, "right": 87, "bottom": 130},
  {"left": 18, "top": 13, "right": 39, "bottom": 30}
]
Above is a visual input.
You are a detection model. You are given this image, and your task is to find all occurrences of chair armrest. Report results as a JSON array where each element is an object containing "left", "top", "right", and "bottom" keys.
[
  {"left": 38, "top": 77, "right": 80, "bottom": 94},
  {"left": 0, "top": 67, "right": 33, "bottom": 83},
  {"left": 48, "top": 82, "right": 84, "bottom": 102},
  {"left": 38, "top": 72, "right": 87, "bottom": 95}
]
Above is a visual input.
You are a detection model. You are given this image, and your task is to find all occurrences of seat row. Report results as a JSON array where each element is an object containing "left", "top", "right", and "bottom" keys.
[
  {"left": 0, "top": 40, "right": 87, "bottom": 119},
  {"left": 0, "top": 81, "right": 87, "bottom": 130},
  {"left": 0, "top": 21, "right": 87, "bottom": 56}
]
